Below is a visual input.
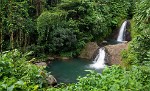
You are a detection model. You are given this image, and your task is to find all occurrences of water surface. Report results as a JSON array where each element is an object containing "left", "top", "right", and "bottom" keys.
[{"left": 46, "top": 58, "right": 103, "bottom": 83}]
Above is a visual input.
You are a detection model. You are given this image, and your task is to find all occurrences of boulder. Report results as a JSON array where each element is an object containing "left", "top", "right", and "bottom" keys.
[
  {"left": 47, "top": 57, "right": 55, "bottom": 60},
  {"left": 46, "top": 75, "right": 57, "bottom": 86},
  {"left": 79, "top": 42, "right": 99, "bottom": 60},
  {"left": 61, "top": 57, "right": 70, "bottom": 60},
  {"left": 54, "top": 56, "right": 70, "bottom": 60},
  {"left": 35, "top": 62, "right": 47, "bottom": 67},
  {"left": 105, "top": 41, "right": 128, "bottom": 65}
]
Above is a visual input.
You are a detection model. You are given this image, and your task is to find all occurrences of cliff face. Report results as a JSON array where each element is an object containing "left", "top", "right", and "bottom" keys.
[
  {"left": 79, "top": 41, "right": 128, "bottom": 66},
  {"left": 79, "top": 42, "right": 99, "bottom": 60},
  {"left": 105, "top": 42, "right": 128, "bottom": 65}
]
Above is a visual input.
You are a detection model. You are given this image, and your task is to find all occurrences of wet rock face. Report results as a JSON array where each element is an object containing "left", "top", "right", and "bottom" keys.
[
  {"left": 125, "top": 31, "right": 131, "bottom": 41},
  {"left": 104, "top": 48, "right": 111, "bottom": 66},
  {"left": 105, "top": 42, "right": 128, "bottom": 65},
  {"left": 79, "top": 42, "right": 99, "bottom": 60},
  {"left": 125, "top": 20, "right": 131, "bottom": 41}
]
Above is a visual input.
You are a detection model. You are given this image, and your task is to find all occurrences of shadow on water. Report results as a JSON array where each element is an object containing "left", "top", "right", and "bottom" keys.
[
  {"left": 46, "top": 58, "right": 103, "bottom": 83},
  {"left": 106, "top": 39, "right": 124, "bottom": 45}
]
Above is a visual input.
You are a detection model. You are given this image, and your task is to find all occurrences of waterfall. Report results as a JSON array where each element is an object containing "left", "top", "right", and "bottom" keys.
[
  {"left": 117, "top": 21, "right": 127, "bottom": 42},
  {"left": 90, "top": 47, "right": 106, "bottom": 69}
]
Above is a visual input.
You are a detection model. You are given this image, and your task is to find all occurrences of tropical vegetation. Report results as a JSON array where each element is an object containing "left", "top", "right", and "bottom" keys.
[{"left": 0, "top": 0, "right": 150, "bottom": 91}]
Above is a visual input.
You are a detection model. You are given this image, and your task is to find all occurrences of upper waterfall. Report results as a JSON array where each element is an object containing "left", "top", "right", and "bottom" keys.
[
  {"left": 89, "top": 47, "right": 106, "bottom": 69},
  {"left": 117, "top": 21, "right": 127, "bottom": 42}
]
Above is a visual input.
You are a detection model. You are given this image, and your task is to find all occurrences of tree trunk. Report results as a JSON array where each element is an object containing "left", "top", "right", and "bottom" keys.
[
  {"left": 16, "top": 30, "right": 19, "bottom": 48},
  {"left": 19, "top": 30, "right": 22, "bottom": 48},
  {"left": 0, "top": 0, "right": 2, "bottom": 52},
  {"left": 11, "top": 31, "right": 14, "bottom": 49},
  {"left": 24, "top": 33, "right": 27, "bottom": 50},
  {"left": 0, "top": 7, "right": 2, "bottom": 52},
  {"left": 36, "top": 0, "right": 41, "bottom": 16},
  {"left": 9, "top": 0, "right": 13, "bottom": 49},
  {"left": 0, "top": 29, "right": 2, "bottom": 52},
  {"left": 46, "top": 27, "right": 49, "bottom": 44}
]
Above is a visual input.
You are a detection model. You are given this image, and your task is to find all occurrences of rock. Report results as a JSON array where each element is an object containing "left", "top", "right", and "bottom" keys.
[
  {"left": 79, "top": 42, "right": 99, "bottom": 60},
  {"left": 40, "top": 71, "right": 57, "bottom": 86},
  {"left": 35, "top": 62, "right": 47, "bottom": 67},
  {"left": 105, "top": 42, "right": 128, "bottom": 65},
  {"left": 46, "top": 75, "right": 57, "bottom": 86},
  {"left": 125, "top": 31, "right": 131, "bottom": 41},
  {"left": 47, "top": 57, "right": 55, "bottom": 60},
  {"left": 61, "top": 57, "right": 70, "bottom": 60},
  {"left": 104, "top": 48, "right": 111, "bottom": 66},
  {"left": 54, "top": 56, "right": 70, "bottom": 60},
  {"left": 102, "top": 40, "right": 108, "bottom": 45},
  {"left": 98, "top": 40, "right": 109, "bottom": 47}
]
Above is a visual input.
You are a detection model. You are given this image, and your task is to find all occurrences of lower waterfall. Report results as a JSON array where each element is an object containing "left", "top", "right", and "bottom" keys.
[{"left": 90, "top": 47, "right": 106, "bottom": 69}]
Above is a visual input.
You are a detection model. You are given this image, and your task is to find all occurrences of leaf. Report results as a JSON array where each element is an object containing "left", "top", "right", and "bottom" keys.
[
  {"left": 1, "top": 84, "right": 7, "bottom": 89},
  {"left": 15, "top": 80, "right": 24, "bottom": 85},
  {"left": 24, "top": 51, "right": 34, "bottom": 57},
  {"left": 33, "top": 85, "right": 39, "bottom": 91},
  {"left": 7, "top": 85, "right": 14, "bottom": 91}
]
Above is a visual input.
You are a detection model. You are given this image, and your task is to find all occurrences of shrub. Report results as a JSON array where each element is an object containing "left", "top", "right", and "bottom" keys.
[
  {"left": 0, "top": 49, "right": 47, "bottom": 90},
  {"left": 47, "top": 65, "right": 150, "bottom": 91}
]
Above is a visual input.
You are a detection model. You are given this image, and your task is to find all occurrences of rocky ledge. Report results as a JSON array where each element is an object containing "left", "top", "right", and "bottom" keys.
[
  {"left": 105, "top": 41, "right": 128, "bottom": 65},
  {"left": 79, "top": 42, "right": 99, "bottom": 60}
]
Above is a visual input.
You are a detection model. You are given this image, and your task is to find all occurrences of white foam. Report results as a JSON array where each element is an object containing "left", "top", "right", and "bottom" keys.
[
  {"left": 89, "top": 47, "right": 106, "bottom": 69},
  {"left": 117, "top": 21, "right": 127, "bottom": 42}
]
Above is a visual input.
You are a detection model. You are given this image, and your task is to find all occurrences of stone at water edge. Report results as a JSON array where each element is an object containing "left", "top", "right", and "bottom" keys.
[
  {"left": 79, "top": 42, "right": 99, "bottom": 60},
  {"left": 40, "top": 71, "right": 57, "bottom": 86},
  {"left": 46, "top": 75, "right": 57, "bottom": 86},
  {"left": 61, "top": 57, "right": 70, "bottom": 60},
  {"left": 35, "top": 62, "right": 47, "bottom": 67},
  {"left": 47, "top": 57, "right": 55, "bottom": 60},
  {"left": 53, "top": 55, "right": 70, "bottom": 60}
]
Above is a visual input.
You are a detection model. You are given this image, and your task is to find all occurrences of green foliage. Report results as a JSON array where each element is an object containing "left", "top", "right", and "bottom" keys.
[
  {"left": 37, "top": 11, "right": 79, "bottom": 56},
  {"left": 123, "top": 0, "right": 150, "bottom": 65},
  {"left": 0, "top": 49, "right": 48, "bottom": 90},
  {"left": 120, "top": 2, "right": 150, "bottom": 90},
  {"left": 47, "top": 65, "right": 150, "bottom": 91},
  {"left": 36, "top": 0, "right": 93, "bottom": 56},
  {"left": 97, "top": 0, "right": 130, "bottom": 25},
  {"left": 0, "top": 0, "right": 37, "bottom": 51},
  {"left": 0, "top": 0, "right": 132, "bottom": 57},
  {"left": 36, "top": 0, "right": 131, "bottom": 57},
  {"left": 3, "top": 1, "right": 150, "bottom": 90}
]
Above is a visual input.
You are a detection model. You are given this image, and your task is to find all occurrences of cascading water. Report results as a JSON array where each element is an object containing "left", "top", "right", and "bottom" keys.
[
  {"left": 117, "top": 21, "right": 127, "bottom": 42},
  {"left": 90, "top": 47, "right": 106, "bottom": 69}
]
